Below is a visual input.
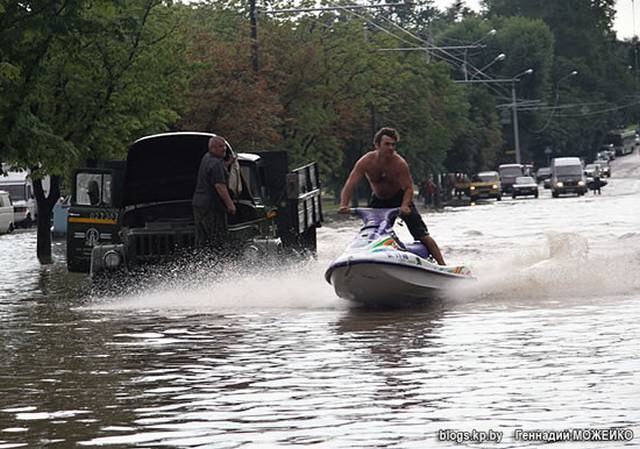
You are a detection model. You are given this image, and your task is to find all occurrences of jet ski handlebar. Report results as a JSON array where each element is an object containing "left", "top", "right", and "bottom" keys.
[{"left": 346, "top": 207, "right": 400, "bottom": 233}]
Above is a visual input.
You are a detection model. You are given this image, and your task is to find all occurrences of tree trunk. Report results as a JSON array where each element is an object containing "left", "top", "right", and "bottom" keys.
[{"left": 33, "top": 175, "right": 61, "bottom": 265}]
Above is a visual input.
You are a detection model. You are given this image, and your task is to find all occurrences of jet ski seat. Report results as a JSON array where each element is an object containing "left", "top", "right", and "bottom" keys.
[{"left": 405, "top": 242, "right": 430, "bottom": 259}]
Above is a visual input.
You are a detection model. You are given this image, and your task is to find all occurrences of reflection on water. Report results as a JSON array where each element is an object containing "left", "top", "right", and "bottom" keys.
[
  {"left": 1, "top": 154, "right": 640, "bottom": 447},
  {"left": 2, "top": 299, "right": 639, "bottom": 448}
]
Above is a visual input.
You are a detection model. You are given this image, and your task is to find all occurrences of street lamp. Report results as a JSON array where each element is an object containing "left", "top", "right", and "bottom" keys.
[
  {"left": 511, "top": 68, "right": 534, "bottom": 164},
  {"left": 553, "top": 70, "right": 578, "bottom": 104},
  {"left": 472, "top": 28, "right": 496, "bottom": 45},
  {"left": 472, "top": 53, "right": 506, "bottom": 79},
  {"left": 559, "top": 70, "right": 578, "bottom": 83},
  {"left": 462, "top": 29, "right": 498, "bottom": 81}
]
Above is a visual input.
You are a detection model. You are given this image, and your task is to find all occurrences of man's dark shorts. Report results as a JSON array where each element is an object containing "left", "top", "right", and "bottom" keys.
[
  {"left": 368, "top": 191, "right": 429, "bottom": 240},
  {"left": 193, "top": 206, "right": 228, "bottom": 250}
]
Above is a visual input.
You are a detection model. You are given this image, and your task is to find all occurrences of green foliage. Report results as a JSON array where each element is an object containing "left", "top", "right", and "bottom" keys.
[
  {"left": 0, "top": 0, "right": 188, "bottom": 176},
  {"left": 2, "top": 0, "right": 636, "bottom": 205},
  {"left": 445, "top": 86, "right": 502, "bottom": 172},
  {"left": 176, "top": 3, "right": 469, "bottom": 193},
  {"left": 483, "top": 0, "right": 637, "bottom": 164}
]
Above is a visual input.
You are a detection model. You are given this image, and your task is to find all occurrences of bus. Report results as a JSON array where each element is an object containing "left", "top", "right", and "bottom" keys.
[{"left": 605, "top": 129, "right": 636, "bottom": 156}]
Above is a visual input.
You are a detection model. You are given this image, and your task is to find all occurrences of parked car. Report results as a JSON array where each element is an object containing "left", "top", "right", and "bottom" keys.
[
  {"left": 584, "top": 163, "right": 598, "bottom": 178},
  {"left": 593, "top": 159, "right": 611, "bottom": 177},
  {"left": 512, "top": 176, "right": 539, "bottom": 199},
  {"left": 0, "top": 190, "right": 15, "bottom": 234},
  {"left": 468, "top": 171, "right": 502, "bottom": 201},
  {"left": 0, "top": 170, "right": 49, "bottom": 228},
  {"left": 535, "top": 167, "right": 552, "bottom": 183},
  {"left": 597, "top": 145, "right": 615, "bottom": 161}
]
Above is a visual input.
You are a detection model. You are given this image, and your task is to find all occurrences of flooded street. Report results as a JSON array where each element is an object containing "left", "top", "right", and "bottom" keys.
[{"left": 1, "top": 152, "right": 640, "bottom": 448}]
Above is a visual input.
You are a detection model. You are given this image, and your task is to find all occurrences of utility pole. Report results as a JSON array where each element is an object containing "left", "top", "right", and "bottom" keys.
[
  {"left": 455, "top": 67, "right": 533, "bottom": 164},
  {"left": 511, "top": 81, "right": 521, "bottom": 164},
  {"left": 463, "top": 48, "right": 468, "bottom": 81},
  {"left": 250, "top": 0, "right": 259, "bottom": 72}
]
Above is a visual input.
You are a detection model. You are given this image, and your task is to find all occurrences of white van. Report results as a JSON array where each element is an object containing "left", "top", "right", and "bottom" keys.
[
  {"left": 551, "top": 157, "right": 587, "bottom": 198},
  {"left": 0, "top": 170, "right": 49, "bottom": 227},
  {"left": 0, "top": 190, "right": 15, "bottom": 234}
]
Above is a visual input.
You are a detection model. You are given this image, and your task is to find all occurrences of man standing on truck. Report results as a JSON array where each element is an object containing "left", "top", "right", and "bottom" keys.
[
  {"left": 192, "top": 136, "right": 236, "bottom": 249},
  {"left": 338, "top": 127, "right": 447, "bottom": 266}
]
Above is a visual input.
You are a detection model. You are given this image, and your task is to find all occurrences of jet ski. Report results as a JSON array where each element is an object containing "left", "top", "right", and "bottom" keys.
[{"left": 325, "top": 208, "right": 474, "bottom": 306}]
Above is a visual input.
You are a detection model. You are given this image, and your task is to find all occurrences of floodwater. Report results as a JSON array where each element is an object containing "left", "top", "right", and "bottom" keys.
[{"left": 1, "top": 152, "right": 640, "bottom": 448}]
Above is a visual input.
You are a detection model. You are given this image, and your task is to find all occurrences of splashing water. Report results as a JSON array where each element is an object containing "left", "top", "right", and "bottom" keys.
[
  {"left": 83, "top": 254, "right": 345, "bottom": 312},
  {"left": 453, "top": 231, "right": 640, "bottom": 302}
]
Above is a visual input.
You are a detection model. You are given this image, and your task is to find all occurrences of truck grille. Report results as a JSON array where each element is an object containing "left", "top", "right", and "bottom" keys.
[{"left": 130, "top": 232, "right": 195, "bottom": 260}]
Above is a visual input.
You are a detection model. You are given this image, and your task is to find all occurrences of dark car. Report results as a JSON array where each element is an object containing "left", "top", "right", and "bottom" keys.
[
  {"left": 535, "top": 167, "right": 552, "bottom": 183},
  {"left": 512, "top": 176, "right": 539, "bottom": 199}
]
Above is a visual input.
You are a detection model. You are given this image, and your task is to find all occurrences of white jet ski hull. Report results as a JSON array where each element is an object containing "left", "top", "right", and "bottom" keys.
[
  {"left": 325, "top": 208, "right": 474, "bottom": 306},
  {"left": 326, "top": 257, "right": 472, "bottom": 306}
]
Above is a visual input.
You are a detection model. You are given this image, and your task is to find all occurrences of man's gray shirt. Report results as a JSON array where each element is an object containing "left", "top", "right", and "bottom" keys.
[{"left": 192, "top": 152, "right": 228, "bottom": 210}]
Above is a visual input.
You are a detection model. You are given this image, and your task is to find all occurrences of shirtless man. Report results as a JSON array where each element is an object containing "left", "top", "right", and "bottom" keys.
[{"left": 339, "top": 127, "right": 446, "bottom": 265}]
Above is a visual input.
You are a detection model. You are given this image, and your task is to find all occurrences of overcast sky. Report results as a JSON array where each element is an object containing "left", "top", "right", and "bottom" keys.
[{"left": 432, "top": 0, "right": 638, "bottom": 40}]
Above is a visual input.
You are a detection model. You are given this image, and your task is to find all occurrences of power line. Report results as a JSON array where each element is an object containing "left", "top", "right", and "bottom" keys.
[
  {"left": 263, "top": 3, "right": 406, "bottom": 14},
  {"left": 554, "top": 99, "right": 640, "bottom": 117}
]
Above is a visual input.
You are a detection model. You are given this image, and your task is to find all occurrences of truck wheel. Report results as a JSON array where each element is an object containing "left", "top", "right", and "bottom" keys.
[
  {"left": 534, "top": 191, "right": 539, "bottom": 198},
  {"left": 8, "top": 223, "right": 14, "bottom": 233},
  {"left": 512, "top": 193, "right": 516, "bottom": 199},
  {"left": 496, "top": 195, "right": 501, "bottom": 201},
  {"left": 23, "top": 215, "right": 32, "bottom": 228},
  {"left": 552, "top": 191, "right": 559, "bottom": 198}
]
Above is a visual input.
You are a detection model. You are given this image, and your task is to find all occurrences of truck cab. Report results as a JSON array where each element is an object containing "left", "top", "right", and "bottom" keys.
[
  {"left": 497, "top": 163, "right": 524, "bottom": 194},
  {"left": 66, "top": 132, "right": 323, "bottom": 275},
  {"left": 550, "top": 157, "right": 587, "bottom": 198}
]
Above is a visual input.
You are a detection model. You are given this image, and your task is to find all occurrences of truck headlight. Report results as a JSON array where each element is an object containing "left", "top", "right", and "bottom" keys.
[
  {"left": 103, "top": 250, "right": 122, "bottom": 269},
  {"left": 556, "top": 181, "right": 564, "bottom": 187},
  {"left": 492, "top": 184, "right": 498, "bottom": 189},
  {"left": 469, "top": 186, "right": 476, "bottom": 191},
  {"left": 578, "top": 180, "right": 585, "bottom": 186}
]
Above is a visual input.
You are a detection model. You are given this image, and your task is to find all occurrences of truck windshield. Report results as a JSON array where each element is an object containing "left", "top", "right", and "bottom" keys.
[
  {"left": 1, "top": 184, "right": 26, "bottom": 201},
  {"left": 240, "top": 165, "right": 262, "bottom": 200},
  {"left": 473, "top": 174, "right": 497, "bottom": 182},
  {"left": 499, "top": 167, "right": 523, "bottom": 177},
  {"left": 76, "top": 173, "right": 112, "bottom": 206},
  {"left": 555, "top": 166, "right": 582, "bottom": 176}
]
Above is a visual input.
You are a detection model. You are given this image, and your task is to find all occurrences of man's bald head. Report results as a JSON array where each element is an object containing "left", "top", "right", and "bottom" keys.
[{"left": 208, "top": 136, "right": 227, "bottom": 158}]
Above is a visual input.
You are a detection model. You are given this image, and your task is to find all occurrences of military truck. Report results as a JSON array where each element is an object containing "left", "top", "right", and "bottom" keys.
[{"left": 66, "top": 132, "right": 323, "bottom": 275}]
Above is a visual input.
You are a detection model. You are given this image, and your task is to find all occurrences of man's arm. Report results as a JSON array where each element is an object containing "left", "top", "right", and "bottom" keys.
[
  {"left": 208, "top": 158, "right": 236, "bottom": 215},
  {"left": 398, "top": 159, "right": 414, "bottom": 215},
  {"left": 215, "top": 183, "right": 236, "bottom": 215},
  {"left": 339, "top": 157, "right": 367, "bottom": 213}
]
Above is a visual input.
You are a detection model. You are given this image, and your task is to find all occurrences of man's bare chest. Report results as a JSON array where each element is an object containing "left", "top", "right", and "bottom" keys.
[{"left": 366, "top": 162, "right": 400, "bottom": 185}]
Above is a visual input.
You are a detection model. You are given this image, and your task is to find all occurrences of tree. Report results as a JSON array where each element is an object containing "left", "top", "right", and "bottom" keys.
[
  {"left": 0, "top": 0, "right": 188, "bottom": 263},
  {"left": 483, "top": 0, "right": 637, "bottom": 163}
]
